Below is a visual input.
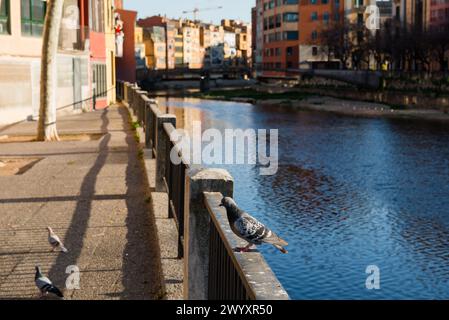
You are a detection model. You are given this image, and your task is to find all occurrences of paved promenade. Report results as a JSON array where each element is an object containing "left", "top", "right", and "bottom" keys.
[{"left": 0, "top": 106, "right": 164, "bottom": 299}]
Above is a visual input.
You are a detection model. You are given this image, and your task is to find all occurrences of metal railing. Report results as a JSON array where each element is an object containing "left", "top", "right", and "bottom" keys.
[
  {"left": 116, "top": 80, "right": 290, "bottom": 300},
  {"left": 204, "top": 192, "right": 289, "bottom": 300},
  {"left": 163, "top": 123, "right": 189, "bottom": 258}
]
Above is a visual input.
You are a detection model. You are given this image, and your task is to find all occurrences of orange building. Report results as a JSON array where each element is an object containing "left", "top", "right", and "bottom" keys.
[{"left": 254, "top": 0, "right": 344, "bottom": 77}]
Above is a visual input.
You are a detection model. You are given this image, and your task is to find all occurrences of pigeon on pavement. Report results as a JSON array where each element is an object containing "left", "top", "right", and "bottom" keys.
[
  {"left": 220, "top": 197, "right": 288, "bottom": 253},
  {"left": 47, "top": 227, "right": 68, "bottom": 253},
  {"left": 35, "top": 266, "right": 64, "bottom": 298}
]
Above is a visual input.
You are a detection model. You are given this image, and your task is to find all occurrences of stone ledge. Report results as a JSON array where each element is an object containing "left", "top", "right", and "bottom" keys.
[{"left": 125, "top": 101, "right": 184, "bottom": 300}]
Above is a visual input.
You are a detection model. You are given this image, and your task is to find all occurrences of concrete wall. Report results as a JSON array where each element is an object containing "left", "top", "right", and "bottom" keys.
[
  {"left": 0, "top": 58, "right": 35, "bottom": 125},
  {"left": 0, "top": 0, "right": 94, "bottom": 126},
  {"left": 0, "top": 55, "right": 90, "bottom": 126}
]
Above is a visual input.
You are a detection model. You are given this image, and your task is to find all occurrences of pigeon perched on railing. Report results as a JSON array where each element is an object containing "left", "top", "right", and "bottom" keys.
[
  {"left": 35, "top": 266, "right": 64, "bottom": 298},
  {"left": 47, "top": 227, "right": 68, "bottom": 253},
  {"left": 220, "top": 197, "right": 288, "bottom": 253}
]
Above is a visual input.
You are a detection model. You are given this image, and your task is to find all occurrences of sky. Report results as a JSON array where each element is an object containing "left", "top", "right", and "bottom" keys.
[{"left": 123, "top": 0, "right": 253, "bottom": 24}]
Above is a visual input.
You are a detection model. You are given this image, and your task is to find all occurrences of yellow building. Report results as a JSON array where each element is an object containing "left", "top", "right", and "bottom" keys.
[
  {"left": 182, "top": 22, "right": 203, "bottom": 69},
  {"left": 174, "top": 29, "right": 184, "bottom": 67},
  {"left": 143, "top": 26, "right": 167, "bottom": 70},
  {"left": 105, "top": 0, "right": 116, "bottom": 106}
]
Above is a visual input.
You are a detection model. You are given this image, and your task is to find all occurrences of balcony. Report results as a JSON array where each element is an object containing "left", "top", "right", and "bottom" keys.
[{"left": 58, "top": 25, "right": 90, "bottom": 52}]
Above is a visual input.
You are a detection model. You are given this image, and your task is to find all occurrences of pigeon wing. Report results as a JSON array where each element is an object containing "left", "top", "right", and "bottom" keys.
[
  {"left": 47, "top": 285, "right": 64, "bottom": 297},
  {"left": 49, "top": 234, "right": 61, "bottom": 246},
  {"left": 35, "top": 276, "right": 52, "bottom": 290},
  {"left": 234, "top": 214, "right": 270, "bottom": 244},
  {"left": 260, "top": 230, "right": 288, "bottom": 247}
]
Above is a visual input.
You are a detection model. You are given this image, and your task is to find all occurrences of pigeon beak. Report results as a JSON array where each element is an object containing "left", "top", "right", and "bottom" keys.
[{"left": 219, "top": 204, "right": 224, "bottom": 207}]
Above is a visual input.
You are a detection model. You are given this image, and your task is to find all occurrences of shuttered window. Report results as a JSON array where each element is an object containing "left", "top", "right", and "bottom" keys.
[
  {"left": 0, "top": 0, "right": 10, "bottom": 35},
  {"left": 93, "top": 63, "right": 107, "bottom": 98}
]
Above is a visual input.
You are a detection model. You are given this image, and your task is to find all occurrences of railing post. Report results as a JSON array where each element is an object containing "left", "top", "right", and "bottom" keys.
[
  {"left": 183, "top": 168, "right": 234, "bottom": 300},
  {"left": 155, "top": 114, "right": 176, "bottom": 192},
  {"left": 136, "top": 90, "right": 147, "bottom": 126},
  {"left": 132, "top": 85, "right": 141, "bottom": 116},
  {"left": 145, "top": 99, "right": 158, "bottom": 150},
  {"left": 129, "top": 85, "right": 136, "bottom": 114},
  {"left": 124, "top": 82, "right": 130, "bottom": 104}
]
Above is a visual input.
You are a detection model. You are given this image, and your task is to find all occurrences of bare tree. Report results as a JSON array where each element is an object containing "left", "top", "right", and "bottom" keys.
[
  {"left": 37, "top": 0, "right": 64, "bottom": 141},
  {"left": 321, "top": 20, "right": 356, "bottom": 69},
  {"left": 429, "top": 22, "right": 449, "bottom": 72}
]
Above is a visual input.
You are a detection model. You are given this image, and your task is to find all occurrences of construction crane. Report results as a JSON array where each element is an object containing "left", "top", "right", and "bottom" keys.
[{"left": 182, "top": 6, "right": 223, "bottom": 21}]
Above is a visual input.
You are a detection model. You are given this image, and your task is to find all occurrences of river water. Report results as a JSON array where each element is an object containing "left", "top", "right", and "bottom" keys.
[{"left": 158, "top": 97, "right": 449, "bottom": 300}]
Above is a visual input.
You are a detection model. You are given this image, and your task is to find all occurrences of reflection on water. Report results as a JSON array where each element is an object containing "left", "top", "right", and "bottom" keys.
[{"left": 158, "top": 97, "right": 449, "bottom": 299}]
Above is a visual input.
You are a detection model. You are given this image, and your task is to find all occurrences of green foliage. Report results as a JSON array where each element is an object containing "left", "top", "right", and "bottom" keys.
[{"left": 197, "top": 89, "right": 309, "bottom": 101}]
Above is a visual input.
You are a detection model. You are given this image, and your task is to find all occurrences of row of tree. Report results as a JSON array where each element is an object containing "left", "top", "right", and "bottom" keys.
[{"left": 321, "top": 19, "right": 449, "bottom": 73}]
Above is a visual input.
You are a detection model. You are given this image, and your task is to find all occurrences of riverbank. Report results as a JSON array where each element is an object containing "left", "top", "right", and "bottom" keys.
[{"left": 189, "top": 88, "right": 449, "bottom": 124}]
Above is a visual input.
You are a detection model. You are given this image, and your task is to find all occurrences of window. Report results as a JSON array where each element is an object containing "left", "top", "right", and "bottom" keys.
[
  {"left": 323, "top": 12, "right": 330, "bottom": 23},
  {"left": 322, "top": 0, "right": 328, "bottom": 3},
  {"left": 357, "top": 13, "right": 364, "bottom": 26},
  {"left": 21, "top": 0, "right": 47, "bottom": 37},
  {"left": 354, "top": 0, "right": 364, "bottom": 7},
  {"left": 267, "top": 32, "right": 281, "bottom": 43},
  {"left": 283, "top": 31, "right": 299, "bottom": 40},
  {"left": 0, "top": 0, "right": 10, "bottom": 35},
  {"left": 311, "top": 30, "right": 318, "bottom": 40},
  {"left": 175, "top": 57, "right": 183, "bottom": 65},
  {"left": 310, "top": 0, "right": 317, "bottom": 4},
  {"left": 91, "top": 0, "right": 105, "bottom": 32},
  {"left": 312, "top": 46, "right": 318, "bottom": 56},
  {"left": 283, "top": 0, "right": 299, "bottom": 3},
  {"left": 275, "top": 14, "right": 282, "bottom": 28},
  {"left": 283, "top": 12, "right": 299, "bottom": 22},
  {"left": 311, "top": 12, "right": 318, "bottom": 21},
  {"left": 335, "top": 12, "right": 340, "bottom": 21},
  {"left": 286, "top": 46, "right": 294, "bottom": 56},
  {"left": 268, "top": 16, "right": 275, "bottom": 29},
  {"left": 93, "top": 63, "right": 107, "bottom": 98}
]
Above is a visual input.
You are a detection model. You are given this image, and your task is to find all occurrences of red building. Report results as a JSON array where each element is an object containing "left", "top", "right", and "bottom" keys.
[
  {"left": 429, "top": 0, "right": 449, "bottom": 30},
  {"left": 115, "top": 8, "right": 137, "bottom": 82},
  {"left": 89, "top": 1, "right": 108, "bottom": 109},
  {"left": 253, "top": 0, "right": 344, "bottom": 77}
]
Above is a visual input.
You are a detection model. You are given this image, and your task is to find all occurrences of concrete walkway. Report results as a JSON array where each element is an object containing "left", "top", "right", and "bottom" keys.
[{"left": 0, "top": 105, "right": 164, "bottom": 299}]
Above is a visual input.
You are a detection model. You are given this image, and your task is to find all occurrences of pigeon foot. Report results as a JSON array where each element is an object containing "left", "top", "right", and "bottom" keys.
[{"left": 235, "top": 244, "right": 254, "bottom": 252}]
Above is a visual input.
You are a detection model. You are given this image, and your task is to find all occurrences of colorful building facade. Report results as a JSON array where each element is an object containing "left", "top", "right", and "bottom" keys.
[
  {"left": 0, "top": 0, "right": 117, "bottom": 126},
  {"left": 137, "top": 16, "right": 252, "bottom": 71},
  {"left": 253, "top": 0, "right": 345, "bottom": 76}
]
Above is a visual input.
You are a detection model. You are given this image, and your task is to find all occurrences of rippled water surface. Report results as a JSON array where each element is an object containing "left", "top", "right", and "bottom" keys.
[{"left": 159, "top": 97, "right": 449, "bottom": 299}]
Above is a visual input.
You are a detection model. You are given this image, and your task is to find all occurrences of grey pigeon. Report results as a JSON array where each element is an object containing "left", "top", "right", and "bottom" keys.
[
  {"left": 220, "top": 197, "right": 288, "bottom": 253},
  {"left": 35, "top": 266, "right": 64, "bottom": 298},
  {"left": 47, "top": 227, "right": 68, "bottom": 253}
]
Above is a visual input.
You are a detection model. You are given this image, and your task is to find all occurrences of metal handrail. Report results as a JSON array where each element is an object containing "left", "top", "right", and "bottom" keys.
[
  {"left": 162, "top": 122, "right": 190, "bottom": 258},
  {"left": 204, "top": 192, "right": 290, "bottom": 300},
  {"left": 117, "top": 80, "right": 290, "bottom": 299}
]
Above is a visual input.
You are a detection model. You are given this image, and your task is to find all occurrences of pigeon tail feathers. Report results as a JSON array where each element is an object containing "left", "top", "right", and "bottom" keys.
[
  {"left": 35, "top": 266, "right": 43, "bottom": 280},
  {"left": 47, "top": 286, "right": 64, "bottom": 298},
  {"left": 273, "top": 244, "right": 288, "bottom": 254}
]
